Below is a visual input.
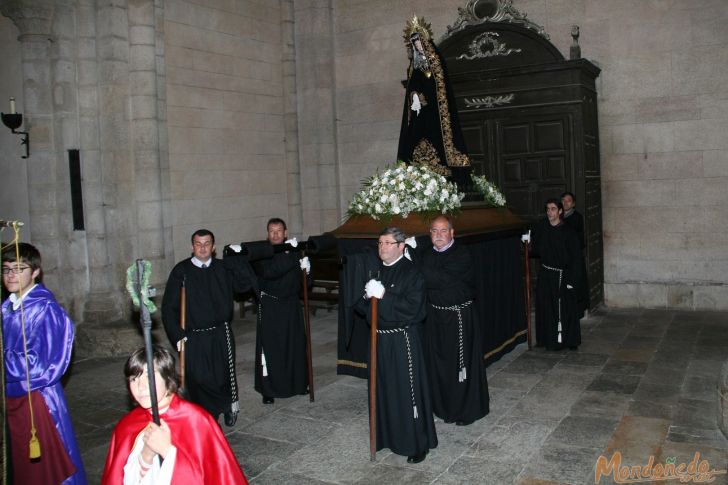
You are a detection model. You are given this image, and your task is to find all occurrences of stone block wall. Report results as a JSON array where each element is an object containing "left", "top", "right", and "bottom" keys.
[{"left": 164, "top": 0, "right": 289, "bottom": 257}]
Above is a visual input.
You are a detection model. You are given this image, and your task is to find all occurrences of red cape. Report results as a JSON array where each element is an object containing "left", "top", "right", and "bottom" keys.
[{"left": 101, "top": 395, "right": 247, "bottom": 484}]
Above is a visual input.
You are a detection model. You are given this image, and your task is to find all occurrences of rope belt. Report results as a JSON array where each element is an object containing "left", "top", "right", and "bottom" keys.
[
  {"left": 377, "top": 327, "right": 419, "bottom": 419},
  {"left": 257, "top": 291, "right": 279, "bottom": 377},
  {"left": 542, "top": 264, "right": 563, "bottom": 344},
  {"left": 190, "top": 322, "right": 238, "bottom": 413},
  {"left": 431, "top": 300, "right": 473, "bottom": 382}
]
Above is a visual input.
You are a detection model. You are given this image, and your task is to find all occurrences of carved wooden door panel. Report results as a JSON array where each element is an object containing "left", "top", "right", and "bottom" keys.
[{"left": 461, "top": 112, "right": 573, "bottom": 219}]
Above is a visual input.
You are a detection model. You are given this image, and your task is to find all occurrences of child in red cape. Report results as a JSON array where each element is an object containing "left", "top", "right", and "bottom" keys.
[{"left": 101, "top": 347, "right": 248, "bottom": 485}]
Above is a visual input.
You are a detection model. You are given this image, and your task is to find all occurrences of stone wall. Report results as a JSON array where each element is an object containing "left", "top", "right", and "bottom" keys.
[{"left": 164, "top": 0, "right": 289, "bottom": 257}]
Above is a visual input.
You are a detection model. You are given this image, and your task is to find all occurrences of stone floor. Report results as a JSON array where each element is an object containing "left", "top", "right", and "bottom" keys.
[{"left": 66, "top": 307, "right": 728, "bottom": 484}]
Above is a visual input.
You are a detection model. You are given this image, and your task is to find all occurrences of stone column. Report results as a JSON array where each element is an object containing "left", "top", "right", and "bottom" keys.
[
  {"left": 294, "top": 0, "right": 341, "bottom": 235},
  {"left": 281, "top": 0, "right": 303, "bottom": 237},
  {"left": 128, "top": 0, "right": 168, "bottom": 288},
  {"left": 0, "top": 0, "right": 66, "bottom": 302}
]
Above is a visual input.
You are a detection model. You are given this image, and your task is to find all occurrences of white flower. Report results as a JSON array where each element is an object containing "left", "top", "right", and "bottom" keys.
[{"left": 347, "top": 162, "right": 463, "bottom": 218}]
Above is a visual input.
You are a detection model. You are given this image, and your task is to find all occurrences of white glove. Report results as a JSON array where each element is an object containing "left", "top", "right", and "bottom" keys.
[
  {"left": 176, "top": 337, "right": 187, "bottom": 352},
  {"left": 411, "top": 93, "right": 421, "bottom": 116},
  {"left": 364, "top": 279, "right": 385, "bottom": 299},
  {"left": 285, "top": 237, "right": 298, "bottom": 248},
  {"left": 229, "top": 244, "right": 242, "bottom": 253},
  {"left": 405, "top": 236, "right": 417, "bottom": 249},
  {"left": 300, "top": 256, "right": 311, "bottom": 273},
  {"left": 521, "top": 230, "right": 531, "bottom": 243}
]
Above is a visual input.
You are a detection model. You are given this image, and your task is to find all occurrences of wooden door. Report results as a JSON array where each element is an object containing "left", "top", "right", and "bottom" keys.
[{"left": 461, "top": 112, "right": 573, "bottom": 219}]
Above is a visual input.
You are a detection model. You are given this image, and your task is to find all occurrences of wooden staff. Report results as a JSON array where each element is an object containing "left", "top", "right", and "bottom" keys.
[
  {"left": 179, "top": 277, "right": 186, "bottom": 391},
  {"left": 368, "top": 296, "right": 378, "bottom": 462},
  {"left": 136, "top": 260, "right": 161, "bottom": 426},
  {"left": 301, "top": 259, "right": 315, "bottom": 402},
  {"left": 524, "top": 240, "right": 532, "bottom": 350}
]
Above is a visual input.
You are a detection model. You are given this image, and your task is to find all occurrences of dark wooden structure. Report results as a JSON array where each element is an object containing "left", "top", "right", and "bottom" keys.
[{"left": 437, "top": 0, "right": 604, "bottom": 309}]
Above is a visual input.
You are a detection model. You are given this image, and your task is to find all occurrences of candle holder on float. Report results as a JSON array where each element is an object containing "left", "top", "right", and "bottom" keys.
[{"left": 1, "top": 97, "right": 29, "bottom": 159}]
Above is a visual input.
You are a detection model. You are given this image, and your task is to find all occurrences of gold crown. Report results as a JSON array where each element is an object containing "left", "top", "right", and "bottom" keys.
[{"left": 403, "top": 15, "right": 433, "bottom": 45}]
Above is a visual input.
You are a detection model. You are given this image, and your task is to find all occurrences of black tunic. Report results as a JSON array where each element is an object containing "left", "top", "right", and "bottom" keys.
[
  {"left": 253, "top": 251, "right": 308, "bottom": 398},
  {"left": 531, "top": 221, "right": 583, "bottom": 350},
  {"left": 563, "top": 209, "right": 589, "bottom": 315},
  {"left": 162, "top": 255, "right": 255, "bottom": 417},
  {"left": 418, "top": 242, "right": 489, "bottom": 424},
  {"left": 356, "top": 257, "right": 438, "bottom": 457}
]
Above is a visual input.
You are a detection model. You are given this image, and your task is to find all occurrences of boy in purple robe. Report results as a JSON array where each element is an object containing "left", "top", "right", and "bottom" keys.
[{"left": 2, "top": 242, "right": 87, "bottom": 485}]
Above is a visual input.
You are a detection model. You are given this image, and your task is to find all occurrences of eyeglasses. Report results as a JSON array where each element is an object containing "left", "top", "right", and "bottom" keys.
[
  {"left": 1, "top": 266, "right": 31, "bottom": 275},
  {"left": 377, "top": 241, "right": 400, "bottom": 246}
]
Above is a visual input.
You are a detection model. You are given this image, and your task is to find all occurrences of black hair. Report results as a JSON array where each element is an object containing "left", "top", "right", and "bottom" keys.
[
  {"left": 190, "top": 229, "right": 215, "bottom": 244},
  {"left": 124, "top": 346, "right": 180, "bottom": 395},
  {"left": 267, "top": 218, "right": 287, "bottom": 231},
  {"left": 561, "top": 191, "right": 576, "bottom": 201},
  {"left": 2, "top": 242, "right": 43, "bottom": 283},
  {"left": 545, "top": 198, "right": 564, "bottom": 215}
]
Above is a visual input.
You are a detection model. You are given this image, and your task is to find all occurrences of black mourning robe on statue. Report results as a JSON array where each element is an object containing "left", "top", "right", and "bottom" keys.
[
  {"left": 253, "top": 252, "right": 308, "bottom": 398},
  {"left": 162, "top": 255, "right": 256, "bottom": 417},
  {"left": 563, "top": 209, "right": 589, "bottom": 316},
  {"left": 397, "top": 39, "right": 471, "bottom": 189},
  {"left": 416, "top": 242, "right": 489, "bottom": 424},
  {"left": 355, "top": 256, "right": 438, "bottom": 457},
  {"left": 531, "top": 221, "right": 583, "bottom": 350}
]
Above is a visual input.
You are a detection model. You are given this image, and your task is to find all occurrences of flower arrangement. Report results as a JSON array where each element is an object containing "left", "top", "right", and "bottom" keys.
[
  {"left": 347, "top": 162, "right": 464, "bottom": 220},
  {"left": 471, "top": 174, "right": 507, "bottom": 207}
]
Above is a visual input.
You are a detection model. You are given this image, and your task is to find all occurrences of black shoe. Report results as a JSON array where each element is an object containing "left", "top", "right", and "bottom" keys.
[
  {"left": 569, "top": 346, "right": 579, "bottom": 351},
  {"left": 262, "top": 396, "right": 275, "bottom": 404},
  {"left": 224, "top": 411, "right": 238, "bottom": 427},
  {"left": 406, "top": 450, "right": 428, "bottom": 464},
  {"left": 456, "top": 419, "right": 474, "bottom": 426}
]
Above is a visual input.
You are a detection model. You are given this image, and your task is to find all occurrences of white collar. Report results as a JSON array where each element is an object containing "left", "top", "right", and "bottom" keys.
[
  {"left": 191, "top": 257, "right": 212, "bottom": 268},
  {"left": 10, "top": 284, "right": 38, "bottom": 310},
  {"left": 433, "top": 239, "right": 455, "bottom": 253},
  {"left": 383, "top": 254, "right": 404, "bottom": 267}
]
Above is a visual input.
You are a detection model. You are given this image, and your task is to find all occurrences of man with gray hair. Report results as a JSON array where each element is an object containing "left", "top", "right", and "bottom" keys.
[
  {"left": 413, "top": 215, "right": 489, "bottom": 426},
  {"left": 356, "top": 227, "right": 438, "bottom": 464}
]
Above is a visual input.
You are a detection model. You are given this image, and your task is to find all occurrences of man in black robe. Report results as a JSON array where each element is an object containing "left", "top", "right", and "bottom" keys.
[
  {"left": 252, "top": 218, "right": 309, "bottom": 404},
  {"left": 531, "top": 199, "right": 583, "bottom": 350},
  {"left": 162, "top": 229, "right": 256, "bottom": 426},
  {"left": 356, "top": 227, "right": 438, "bottom": 464},
  {"left": 397, "top": 15, "right": 471, "bottom": 189},
  {"left": 413, "top": 216, "right": 489, "bottom": 426},
  {"left": 561, "top": 191, "right": 589, "bottom": 317}
]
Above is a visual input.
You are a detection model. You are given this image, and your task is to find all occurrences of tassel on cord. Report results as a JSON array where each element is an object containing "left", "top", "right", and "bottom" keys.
[
  {"left": 459, "top": 366, "right": 467, "bottom": 383},
  {"left": 413, "top": 405, "right": 418, "bottom": 419},
  {"left": 557, "top": 321, "right": 563, "bottom": 343},
  {"left": 29, "top": 429, "right": 40, "bottom": 459},
  {"left": 11, "top": 223, "right": 41, "bottom": 459},
  {"left": 261, "top": 351, "right": 268, "bottom": 377}
]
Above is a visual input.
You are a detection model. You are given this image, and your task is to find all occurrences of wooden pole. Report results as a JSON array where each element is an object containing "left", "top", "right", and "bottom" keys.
[
  {"left": 179, "top": 278, "right": 186, "bottom": 391},
  {"left": 368, "top": 297, "right": 378, "bottom": 462},
  {"left": 524, "top": 242, "right": 532, "bottom": 350},
  {"left": 301, "top": 264, "right": 315, "bottom": 402}
]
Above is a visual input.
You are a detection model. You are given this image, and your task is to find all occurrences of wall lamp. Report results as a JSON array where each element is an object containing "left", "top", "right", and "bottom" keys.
[{"left": 1, "top": 97, "right": 29, "bottom": 159}]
